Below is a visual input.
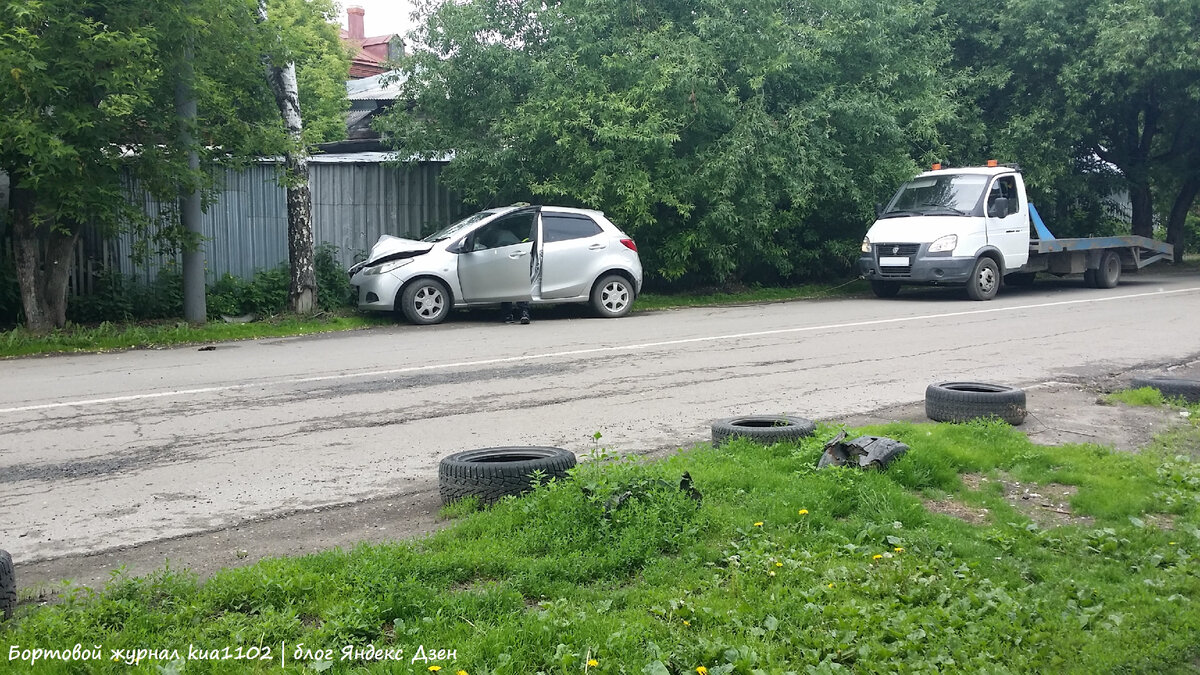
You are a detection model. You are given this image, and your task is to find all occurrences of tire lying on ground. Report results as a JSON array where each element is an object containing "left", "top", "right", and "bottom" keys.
[
  {"left": 925, "top": 382, "right": 1027, "bottom": 426},
  {"left": 438, "top": 447, "right": 577, "bottom": 505},
  {"left": 1129, "top": 376, "right": 1200, "bottom": 404},
  {"left": 711, "top": 415, "right": 816, "bottom": 447},
  {"left": 1, "top": 549, "right": 15, "bottom": 621}
]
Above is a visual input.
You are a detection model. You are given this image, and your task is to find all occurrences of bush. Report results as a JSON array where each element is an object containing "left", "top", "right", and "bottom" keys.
[{"left": 61, "top": 245, "right": 355, "bottom": 324}]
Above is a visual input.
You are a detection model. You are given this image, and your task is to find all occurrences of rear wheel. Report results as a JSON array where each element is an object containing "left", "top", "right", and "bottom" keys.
[
  {"left": 870, "top": 280, "right": 901, "bottom": 298},
  {"left": 399, "top": 278, "right": 451, "bottom": 325},
  {"left": 965, "top": 257, "right": 1000, "bottom": 301},
  {"left": 591, "top": 274, "right": 634, "bottom": 318},
  {"left": 1094, "top": 250, "right": 1122, "bottom": 289}
]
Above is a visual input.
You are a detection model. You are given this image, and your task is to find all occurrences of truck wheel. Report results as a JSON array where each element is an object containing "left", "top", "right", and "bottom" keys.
[
  {"left": 1094, "top": 251, "right": 1121, "bottom": 289},
  {"left": 965, "top": 257, "right": 1000, "bottom": 301},
  {"left": 0, "top": 549, "right": 14, "bottom": 620},
  {"left": 926, "top": 382, "right": 1026, "bottom": 426},
  {"left": 870, "top": 280, "right": 901, "bottom": 298},
  {"left": 438, "top": 447, "right": 577, "bottom": 505},
  {"left": 399, "top": 278, "right": 451, "bottom": 325}
]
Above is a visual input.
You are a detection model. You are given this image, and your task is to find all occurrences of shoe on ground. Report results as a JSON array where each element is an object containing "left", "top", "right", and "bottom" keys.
[
  {"left": 519, "top": 311, "right": 531, "bottom": 325},
  {"left": 504, "top": 313, "right": 515, "bottom": 324}
]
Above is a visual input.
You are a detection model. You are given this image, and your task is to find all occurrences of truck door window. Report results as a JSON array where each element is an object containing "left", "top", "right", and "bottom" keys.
[{"left": 988, "top": 176, "right": 1019, "bottom": 216}]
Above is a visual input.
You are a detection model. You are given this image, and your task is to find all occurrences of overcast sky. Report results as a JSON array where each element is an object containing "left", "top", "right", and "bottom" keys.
[{"left": 338, "top": 1, "right": 420, "bottom": 38}]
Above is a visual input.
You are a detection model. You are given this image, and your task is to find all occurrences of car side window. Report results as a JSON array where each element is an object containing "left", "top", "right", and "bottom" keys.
[
  {"left": 543, "top": 214, "right": 603, "bottom": 243},
  {"left": 470, "top": 212, "right": 535, "bottom": 251}
]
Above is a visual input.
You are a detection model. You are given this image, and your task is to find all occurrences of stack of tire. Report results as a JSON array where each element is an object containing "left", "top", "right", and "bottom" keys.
[
  {"left": 438, "top": 447, "right": 577, "bottom": 505},
  {"left": 925, "top": 382, "right": 1027, "bottom": 426}
]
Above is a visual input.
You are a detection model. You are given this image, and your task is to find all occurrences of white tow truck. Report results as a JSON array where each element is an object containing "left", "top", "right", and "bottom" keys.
[{"left": 857, "top": 163, "right": 1174, "bottom": 300}]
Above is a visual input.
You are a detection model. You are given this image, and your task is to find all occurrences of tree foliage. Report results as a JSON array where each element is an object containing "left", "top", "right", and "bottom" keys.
[
  {"left": 381, "top": 0, "right": 955, "bottom": 286},
  {"left": 0, "top": 0, "right": 348, "bottom": 330}
]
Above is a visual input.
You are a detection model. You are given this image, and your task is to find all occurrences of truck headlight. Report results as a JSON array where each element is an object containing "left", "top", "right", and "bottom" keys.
[
  {"left": 861, "top": 237, "right": 871, "bottom": 253},
  {"left": 363, "top": 258, "right": 414, "bottom": 275},
  {"left": 929, "top": 234, "right": 957, "bottom": 253}
]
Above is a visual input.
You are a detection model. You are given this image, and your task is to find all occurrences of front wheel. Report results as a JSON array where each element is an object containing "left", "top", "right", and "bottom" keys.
[
  {"left": 398, "top": 278, "right": 451, "bottom": 325},
  {"left": 870, "top": 280, "right": 901, "bottom": 298},
  {"left": 591, "top": 274, "right": 634, "bottom": 318},
  {"left": 965, "top": 257, "right": 1000, "bottom": 301}
]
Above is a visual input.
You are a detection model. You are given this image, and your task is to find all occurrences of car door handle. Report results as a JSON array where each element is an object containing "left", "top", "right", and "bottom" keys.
[
  {"left": 1005, "top": 229, "right": 1022, "bottom": 233},
  {"left": 588, "top": 243, "right": 606, "bottom": 250},
  {"left": 508, "top": 251, "right": 528, "bottom": 258}
]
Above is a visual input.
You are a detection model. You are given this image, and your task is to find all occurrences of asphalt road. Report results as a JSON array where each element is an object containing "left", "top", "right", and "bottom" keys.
[{"left": 3, "top": 273, "right": 1200, "bottom": 564}]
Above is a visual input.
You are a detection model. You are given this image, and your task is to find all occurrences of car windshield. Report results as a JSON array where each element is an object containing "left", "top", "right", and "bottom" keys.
[
  {"left": 881, "top": 174, "right": 988, "bottom": 218},
  {"left": 422, "top": 209, "right": 504, "bottom": 242}
]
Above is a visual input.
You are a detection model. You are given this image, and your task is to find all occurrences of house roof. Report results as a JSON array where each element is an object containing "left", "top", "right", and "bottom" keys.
[{"left": 347, "top": 70, "right": 406, "bottom": 101}]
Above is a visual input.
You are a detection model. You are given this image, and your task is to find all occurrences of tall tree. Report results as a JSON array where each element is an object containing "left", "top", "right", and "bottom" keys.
[
  {"left": 0, "top": 1, "right": 162, "bottom": 332},
  {"left": 940, "top": 0, "right": 1200, "bottom": 251},
  {"left": 259, "top": 0, "right": 316, "bottom": 314},
  {"left": 381, "top": 0, "right": 952, "bottom": 286}
]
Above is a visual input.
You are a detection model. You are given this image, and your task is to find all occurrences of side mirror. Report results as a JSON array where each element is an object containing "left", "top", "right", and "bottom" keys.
[
  {"left": 989, "top": 197, "right": 1010, "bottom": 218},
  {"left": 875, "top": 202, "right": 884, "bottom": 219},
  {"left": 453, "top": 235, "right": 473, "bottom": 254}
]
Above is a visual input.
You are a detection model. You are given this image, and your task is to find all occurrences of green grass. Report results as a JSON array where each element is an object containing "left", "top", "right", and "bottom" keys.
[
  {"left": 4, "top": 419, "right": 1199, "bottom": 673},
  {"left": 0, "top": 313, "right": 392, "bottom": 358}
]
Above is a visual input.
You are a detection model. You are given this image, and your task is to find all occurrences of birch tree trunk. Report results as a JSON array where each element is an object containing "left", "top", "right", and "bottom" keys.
[{"left": 258, "top": 1, "right": 317, "bottom": 314}]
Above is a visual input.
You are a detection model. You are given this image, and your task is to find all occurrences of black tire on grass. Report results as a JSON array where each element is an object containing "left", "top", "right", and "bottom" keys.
[
  {"left": 711, "top": 415, "right": 816, "bottom": 447},
  {"left": 925, "top": 382, "right": 1027, "bottom": 426},
  {"left": 1129, "top": 376, "right": 1200, "bottom": 404},
  {"left": 438, "top": 446, "right": 576, "bottom": 505},
  {"left": 0, "top": 549, "right": 14, "bottom": 621}
]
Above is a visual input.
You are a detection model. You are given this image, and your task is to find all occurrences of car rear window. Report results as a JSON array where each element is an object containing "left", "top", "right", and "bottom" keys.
[{"left": 543, "top": 214, "right": 603, "bottom": 243}]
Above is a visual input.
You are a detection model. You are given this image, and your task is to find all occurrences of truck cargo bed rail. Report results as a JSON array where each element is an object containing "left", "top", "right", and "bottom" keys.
[{"left": 1031, "top": 236, "right": 1174, "bottom": 268}]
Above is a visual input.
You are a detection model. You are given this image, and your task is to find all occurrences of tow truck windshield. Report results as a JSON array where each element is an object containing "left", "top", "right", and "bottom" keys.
[{"left": 880, "top": 174, "right": 988, "bottom": 219}]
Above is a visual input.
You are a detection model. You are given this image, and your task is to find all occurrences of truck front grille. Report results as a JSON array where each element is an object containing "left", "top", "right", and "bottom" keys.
[{"left": 875, "top": 243, "right": 919, "bottom": 277}]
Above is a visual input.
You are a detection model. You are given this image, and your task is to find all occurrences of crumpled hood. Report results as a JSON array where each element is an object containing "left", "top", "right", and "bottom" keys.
[{"left": 349, "top": 235, "right": 434, "bottom": 275}]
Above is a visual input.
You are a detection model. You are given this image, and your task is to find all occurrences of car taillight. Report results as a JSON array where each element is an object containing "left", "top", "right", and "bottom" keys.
[{"left": 620, "top": 238, "right": 637, "bottom": 252}]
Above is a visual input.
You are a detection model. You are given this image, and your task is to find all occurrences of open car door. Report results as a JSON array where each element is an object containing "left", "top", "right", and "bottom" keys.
[{"left": 456, "top": 207, "right": 539, "bottom": 303}]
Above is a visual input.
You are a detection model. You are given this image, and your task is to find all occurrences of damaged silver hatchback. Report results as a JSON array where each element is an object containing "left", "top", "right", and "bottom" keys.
[{"left": 348, "top": 205, "right": 643, "bottom": 325}]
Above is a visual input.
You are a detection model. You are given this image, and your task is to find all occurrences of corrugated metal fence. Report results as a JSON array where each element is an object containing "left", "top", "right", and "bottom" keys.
[{"left": 109, "top": 155, "right": 466, "bottom": 286}]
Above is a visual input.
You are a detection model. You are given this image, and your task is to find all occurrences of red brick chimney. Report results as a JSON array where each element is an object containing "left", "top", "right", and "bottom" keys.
[{"left": 347, "top": 6, "right": 365, "bottom": 40}]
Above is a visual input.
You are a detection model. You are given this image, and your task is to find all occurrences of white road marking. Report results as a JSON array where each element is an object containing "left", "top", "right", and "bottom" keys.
[{"left": 3, "top": 286, "right": 1198, "bottom": 414}]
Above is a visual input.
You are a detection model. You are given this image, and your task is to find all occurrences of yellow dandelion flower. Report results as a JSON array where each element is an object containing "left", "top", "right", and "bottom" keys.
[
  {"left": 798, "top": 509, "right": 809, "bottom": 515},
  {"left": 754, "top": 522, "right": 763, "bottom": 527},
  {"left": 894, "top": 547, "right": 904, "bottom": 553},
  {"left": 775, "top": 561, "right": 783, "bottom": 567},
  {"left": 683, "top": 620, "right": 691, "bottom": 626},
  {"left": 697, "top": 668, "right": 709, "bottom": 675},
  {"left": 428, "top": 668, "right": 441, "bottom": 673},
  {"left": 1170, "top": 541, "right": 1177, "bottom": 545},
  {"left": 588, "top": 659, "right": 599, "bottom": 667},
  {"left": 873, "top": 554, "right": 883, "bottom": 560},
  {"left": 457, "top": 671, "right": 468, "bottom": 675},
  {"left": 828, "top": 582, "right": 835, "bottom": 588}
]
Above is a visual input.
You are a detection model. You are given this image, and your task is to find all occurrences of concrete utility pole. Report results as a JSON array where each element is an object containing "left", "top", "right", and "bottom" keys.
[{"left": 175, "top": 33, "right": 207, "bottom": 324}]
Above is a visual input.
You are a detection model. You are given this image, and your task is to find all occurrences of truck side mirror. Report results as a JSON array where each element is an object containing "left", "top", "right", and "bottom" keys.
[{"left": 988, "top": 197, "right": 1010, "bottom": 218}]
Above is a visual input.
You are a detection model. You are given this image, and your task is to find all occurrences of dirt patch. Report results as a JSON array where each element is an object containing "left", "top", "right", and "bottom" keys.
[
  {"left": 993, "top": 474, "right": 1093, "bottom": 528},
  {"left": 922, "top": 497, "right": 989, "bottom": 525}
]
